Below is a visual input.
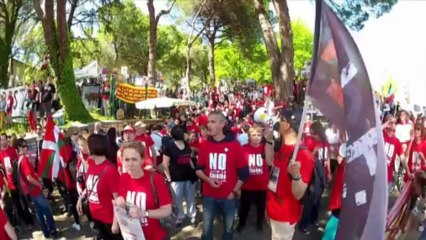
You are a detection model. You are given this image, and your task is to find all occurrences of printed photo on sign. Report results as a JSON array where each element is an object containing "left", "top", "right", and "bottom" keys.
[
  {"left": 113, "top": 201, "right": 145, "bottom": 240},
  {"left": 268, "top": 166, "right": 280, "bottom": 193}
]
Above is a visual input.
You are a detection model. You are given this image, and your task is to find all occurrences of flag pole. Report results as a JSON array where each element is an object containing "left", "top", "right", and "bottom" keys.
[{"left": 290, "top": 0, "right": 322, "bottom": 163}]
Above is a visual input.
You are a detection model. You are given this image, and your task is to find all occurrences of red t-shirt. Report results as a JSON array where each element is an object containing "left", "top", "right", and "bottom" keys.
[
  {"left": 266, "top": 144, "right": 314, "bottom": 224},
  {"left": 136, "top": 134, "right": 155, "bottom": 159},
  {"left": 196, "top": 114, "right": 208, "bottom": 127},
  {"left": 329, "top": 161, "right": 345, "bottom": 210},
  {"left": 118, "top": 172, "right": 172, "bottom": 240},
  {"left": 187, "top": 124, "right": 199, "bottom": 134},
  {"left": 404, "top": 141, "right": 426, "bottom": 182},
  {"left": 242, "top": 144, "right": 269, "bottom": 190},
  {"left": 85, "top": 159, "right": 119, "bottom": 223},
  {"left": 101, "top": 83, "right": 110, "bottom": 100},
  {"left": 197, "top": 138, "right": 246, "bottom": 198},
  {"left": 19, "top": 155, "right": 42, "bottom": 197},
  {"left": 383, "top": 132, "right": 403, "bottom": 183},
  {"left": 0, "top": 209, "right": 10, "bottom": 240},
  {"left": 189, "top": 139, "right": 200, "bottom": 150},
  {"left": 0, "top": 147, "right": 18, "bottom": 190}
]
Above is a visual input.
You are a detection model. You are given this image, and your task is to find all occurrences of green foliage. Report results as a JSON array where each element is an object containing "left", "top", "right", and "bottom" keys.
[
  {"left": 4, "top": 122, "right": 27, "bottom": 137},
  {"left": 328, "top": 0, "right": 398, "bottom": 31},
  {"left": 157, "top": 25, "right": 186, "bottom": 82},
  {"left": 291, "top": 19, "right": 314, "bottom": 80},
  {"left": 215, "top": 19, "right": 313, "bottom": 84},
  {"left": 98, "top": 0, "right": 150, "bottom": 74}
]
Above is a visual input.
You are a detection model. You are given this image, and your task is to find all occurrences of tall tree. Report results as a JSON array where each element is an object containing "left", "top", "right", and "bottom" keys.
[
  {"left": 252, "top": 0, "right": 397, "bottom": 102},
  {"left": 253, "top": 0, "right": 294, "bottom": 101},
  {"left": 147, "top": 0, "right": 176, "bottom": 84},
  {"left": 184, "top": 0, "right": 206, "bottom": 91},
  {"left": 0, "top": 0, "right": 32, "bottom": 88},
  {"left": 33, "top": 0, "right": 92, "bottom": 121},
  {"left": 329, "top": 0, "right": 398, "bottom": 31},
  {"left": 98, "top": 0, "right": 150, "bottom": 74}
]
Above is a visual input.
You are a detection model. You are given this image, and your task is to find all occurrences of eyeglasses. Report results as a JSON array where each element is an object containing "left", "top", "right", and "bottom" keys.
[{"left": 20, "top": 145, "right": 28, "bottom": 148}]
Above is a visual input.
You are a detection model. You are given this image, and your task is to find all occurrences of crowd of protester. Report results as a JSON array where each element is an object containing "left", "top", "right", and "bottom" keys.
[{"left": 0, "top": 80, "right": 426, "bottom": 240}]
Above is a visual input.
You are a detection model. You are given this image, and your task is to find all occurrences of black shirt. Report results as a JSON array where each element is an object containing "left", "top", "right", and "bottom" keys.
[
  {"left": 164, "top": 141, "right": 197, "bottom": 182},
  {"left": 43, "top": 83, "right": 56, "bottom": 102}
]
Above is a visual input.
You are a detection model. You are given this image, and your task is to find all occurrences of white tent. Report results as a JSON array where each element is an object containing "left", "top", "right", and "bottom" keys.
[
  {"left": 136, "top": 97, "right": 194, "bottom": 110},
  {"left": 74, "top": 61, "right": 99, "bottom": 80}
]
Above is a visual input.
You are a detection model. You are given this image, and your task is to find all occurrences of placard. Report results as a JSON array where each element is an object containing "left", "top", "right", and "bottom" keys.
[{"left": 113, "top": 201, "right": 145, "bottom": 240}]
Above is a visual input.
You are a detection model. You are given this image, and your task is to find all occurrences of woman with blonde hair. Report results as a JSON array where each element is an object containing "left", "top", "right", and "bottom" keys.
[{"left": 236, "top": 127, "right": 270, "bottom": 233}]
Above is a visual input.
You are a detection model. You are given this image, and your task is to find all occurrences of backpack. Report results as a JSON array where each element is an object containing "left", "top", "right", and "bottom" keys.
[{"left": 299, "top": 147, "right": 327, "bottom": 205}]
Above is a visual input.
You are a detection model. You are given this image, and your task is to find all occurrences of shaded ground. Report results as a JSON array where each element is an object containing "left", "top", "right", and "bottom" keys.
[{"left": 18, "top": 189, "right": 420, "bottom": 240}]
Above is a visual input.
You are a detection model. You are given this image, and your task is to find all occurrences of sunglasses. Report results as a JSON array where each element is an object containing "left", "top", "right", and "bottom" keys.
[{"left": 20, "top": 144, "right": 28, "bottom": 148}]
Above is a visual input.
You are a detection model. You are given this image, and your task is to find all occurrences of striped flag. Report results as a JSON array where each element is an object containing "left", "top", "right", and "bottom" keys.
[
  {"left": 38, "top": 116, "right": 66, "bottom": 180},
  {"left": 308, "top": 0, "right": 387, "bottom": 239},
  {"left": 385, "top": 180, "right": 412, "bottom": 239}
]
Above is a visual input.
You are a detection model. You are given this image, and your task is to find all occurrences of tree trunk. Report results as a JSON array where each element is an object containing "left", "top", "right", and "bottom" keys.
[
  {"left": 273, "top": 0, "right": 295, "bottom": 101},
  {"left": 0, "top": 2, "right": 19, "bottom": 88},
  {"left": 208, "top": 36, "right": 216, "bottom": 86},
  {"left": 0, "top": 45, "right": 11, "bottom": 88},
  {"left": 33, "top": 0, "right": 93, "bottom": 122},
  {"left": 185, "top": 45, "right": 192, "bottom": 90},
  {"left": 253, "top": 0, "right": 294, "bottom": 102},
  {"left": 147, "top": 0, "right": 157, "bottom": 84}
]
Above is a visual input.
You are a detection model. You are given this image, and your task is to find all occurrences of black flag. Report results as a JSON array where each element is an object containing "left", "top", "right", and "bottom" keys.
[{"left": 308, "top": 0, "right": 387, "bottom": 239}]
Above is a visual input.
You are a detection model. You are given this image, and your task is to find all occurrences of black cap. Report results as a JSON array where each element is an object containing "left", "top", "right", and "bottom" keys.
[{"left": 280, "top": 109, "right": 303, "bottom": 133}]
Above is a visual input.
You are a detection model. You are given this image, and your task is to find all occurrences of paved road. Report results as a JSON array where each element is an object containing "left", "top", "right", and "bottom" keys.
[{"left": 19, "top": 190, "right": 420, "bottom": 240}]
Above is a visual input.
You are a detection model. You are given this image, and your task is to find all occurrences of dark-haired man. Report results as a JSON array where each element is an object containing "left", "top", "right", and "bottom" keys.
[{"left": 264, "top": 110, "right": 315, "bottom": 240}]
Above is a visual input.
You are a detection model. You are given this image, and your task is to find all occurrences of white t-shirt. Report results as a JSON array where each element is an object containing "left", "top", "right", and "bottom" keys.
[
  {"left": 150, "top": 131, "right": 163, "bottom": 155},
  {"left": 326, "top": 128, "right": 340, "bottom": 145},
  {"left": 395, "top": 123, "right": 413, "bottom": 143}
]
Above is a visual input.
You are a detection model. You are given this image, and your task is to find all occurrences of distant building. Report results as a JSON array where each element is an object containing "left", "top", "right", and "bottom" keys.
[{"left": 8, "top": 58, "right": 28, "bottom": 87}]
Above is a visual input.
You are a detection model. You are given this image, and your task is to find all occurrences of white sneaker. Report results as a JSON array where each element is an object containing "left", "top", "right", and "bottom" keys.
[{"left": 72, "top": 223, "right": 81, "bottom": 231}]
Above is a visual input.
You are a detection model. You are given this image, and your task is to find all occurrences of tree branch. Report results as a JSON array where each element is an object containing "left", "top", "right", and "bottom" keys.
[
  {"left": 0, "top": 1, "right": 9, "bottom": 23},
  {"left": 187, "top": 0, "right": 207, "bottom": 46},
  {"left": 155, "top": 0, "right": 176, "bottom": 26},
  {"left": 67, "top": 0, "right": 79, "bottom": 32},
  {"left": 32, "top": 0, "right": 44, "bottom": 21}
]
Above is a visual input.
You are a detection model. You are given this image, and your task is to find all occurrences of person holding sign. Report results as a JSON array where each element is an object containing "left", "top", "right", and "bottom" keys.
[
  {"left": 116, "top": 141, "right": 172, "bottom": 240},
  {"left": 264, "top": 109, "right": 314, "bottom": 240}
]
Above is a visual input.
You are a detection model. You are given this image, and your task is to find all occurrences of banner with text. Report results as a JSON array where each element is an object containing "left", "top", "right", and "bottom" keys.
[{"left": 115, "top": 83, "right": 158, "bottom": 104}]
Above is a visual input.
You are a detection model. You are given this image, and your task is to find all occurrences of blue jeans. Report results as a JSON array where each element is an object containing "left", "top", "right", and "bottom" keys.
[
  {"left": 170, "top": 181, "right": 197, "bottom": 220},
  {"left": 202, "top": 196, "right": 237, "bottom": 240},
  {"left": 31, "top": 194, "right": 57, "bottom": 237}
]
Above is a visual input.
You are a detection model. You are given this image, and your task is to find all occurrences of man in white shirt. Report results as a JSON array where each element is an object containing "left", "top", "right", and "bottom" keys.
[{"left": 150, "top": 124, "right": 163, "bottom": 158}]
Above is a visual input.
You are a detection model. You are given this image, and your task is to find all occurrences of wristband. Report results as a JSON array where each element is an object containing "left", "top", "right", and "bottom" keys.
[
  {"left": 145, "top": 210, "right": 150, "bottom": 218},
  {"left": 291, "top": 174, "right": 302, "bottom": 181}
]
